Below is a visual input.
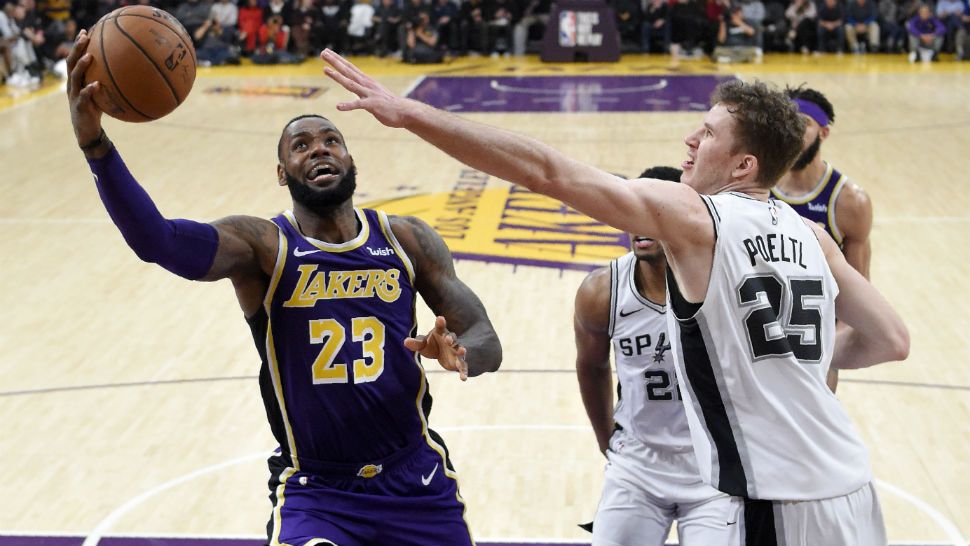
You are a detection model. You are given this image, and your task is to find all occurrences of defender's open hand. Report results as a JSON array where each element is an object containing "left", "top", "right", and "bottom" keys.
[
  {"left": 320, "top": 48, "right": 412, "bottom": 129},
  {"left": 405, "top": 316, "right": 469, "bottom": 381}
]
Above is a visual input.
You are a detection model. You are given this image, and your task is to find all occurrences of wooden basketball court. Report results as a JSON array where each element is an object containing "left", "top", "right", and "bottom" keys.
[{"left": 1, "top": 53, "right": 968, "bottom": 545}]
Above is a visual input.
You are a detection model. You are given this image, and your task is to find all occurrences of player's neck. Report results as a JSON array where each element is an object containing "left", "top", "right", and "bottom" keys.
[
  {"left": 291, "top": 200, "right": 361, "bottom": 243},
  {"left": 634, "top": 257, "right": 667, "bottom": 305},
  {"left": 777, "top": 158, "right": 827, "bottom": 195}
]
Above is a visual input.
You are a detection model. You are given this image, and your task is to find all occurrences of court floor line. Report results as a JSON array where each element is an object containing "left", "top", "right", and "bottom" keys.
[
  {"left": 1, "top": 373, "right": 968, "bottom": 398},
  {"left": 72, "top": 425, "right": 965, "bottom": 546}
]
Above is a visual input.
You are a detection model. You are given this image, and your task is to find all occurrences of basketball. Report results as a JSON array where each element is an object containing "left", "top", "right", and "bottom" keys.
[{"left": 84, "top": 5, "right": 196, "bottom": 122}]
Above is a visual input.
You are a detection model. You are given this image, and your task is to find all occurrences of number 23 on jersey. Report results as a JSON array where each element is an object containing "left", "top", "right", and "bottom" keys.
[{"left": 309, "top": 316, "right": 386, "bottom": 384}]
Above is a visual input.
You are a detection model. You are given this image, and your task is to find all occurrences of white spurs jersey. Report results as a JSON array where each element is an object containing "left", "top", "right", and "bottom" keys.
[
  {"left": 609, "top": 252, "right": 691, "bottom": 451},
  {"left": 666, "top": 193, "right": 871, "bottom": 501}
]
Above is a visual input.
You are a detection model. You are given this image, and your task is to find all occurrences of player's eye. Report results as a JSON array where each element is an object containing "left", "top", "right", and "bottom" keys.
[
  {"left": 294, "top": 141, "right": 307, "bottom": 150},
  {"left": 327, "top": 136, "right": 340, "bottom": 145}
]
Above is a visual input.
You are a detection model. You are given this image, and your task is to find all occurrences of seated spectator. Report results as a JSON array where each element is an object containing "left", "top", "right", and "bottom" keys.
[
  {"left": 372, "top": 0, "right": 402, "bottom": 56},
  {"left": 42, "top": 16, "right": 74, "bottom": 77},
  {"left": 936, "top": 0, "right": 965, "bottom": 51},
  {"left": 714, "top": 3, "right": 759, "bottom": 59},
  {"left": 816, "top": 0, "right": 844, "bottom": 52},
  {"left": 209, "top": 0, "right": 238, "bottom": 28},
  {"left": 252, "top": 14, "right": 304, "bottom": 62},
  {"left": 512, "top": 0, "right": 549, "bottom": 55},
  {"left": 878, "top": 0, "right": 904, "bottom": 51},
  {"left": 264, "top": 0, "right": 292, "bottom": 26},
  {"left": 785, "top": 0, "right": 816, "bottom": 52},
  {"left": 484, "top": 0, "right": 517, "bottom": 55},
  {"left": 238, "top": 0, "right": 264, "bottom": 54},
  {"left": 845, "top": 0, "right": 879, "bottom": 52},
  {"left": 432, "top": 0, "right": 459, "bottom": 53},
  {"left": 174, "top": 0, "right": 213, "bottom": 46},
  {"left": 956, "top": 0, "right": 970, "bottom": 59},
  {"left": 38, "top": 0, "right": 71, "bottom": 24},
  {"left": 640, "top": 0, "right": 670, "bottom": 52},
  {"left": 669, "top": 0, "right": 706, "bottom": 57},
  {"left": 406, "top": 10, "right": 443, "bottom": 61},
  {"left": 907, "top": 3, "right": 944, "bottom": 60},
  {"left": 760, "top": 0, "right": 787, "bottom": 51},
  {"left": 319, "top": 0, "right": 349, "bottom": 53},
  {"left": 459, "top": 0, "right": 489, "bottom": 54},
  {"left": 194, "top": 17, "right": 240, "bottom": 64},
  {"left": 289, "top": 0, "right": 319, "bottom": 56},
  {"left": 347, "top": 0, "right": 375, "bottom": 53},
  {"left": 0, "top": 0, "right": 41, "bottom": 87},
  {"left": 613, "top": 0, "right": 642, "bottom": 51},
  {"left": 739, "top": 0, "right": 765, "bottom": 50}
]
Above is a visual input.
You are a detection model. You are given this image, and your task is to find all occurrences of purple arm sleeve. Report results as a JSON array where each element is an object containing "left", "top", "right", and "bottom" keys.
[{"left": 87, "top": 147, "right": 219, "bottom": 280}]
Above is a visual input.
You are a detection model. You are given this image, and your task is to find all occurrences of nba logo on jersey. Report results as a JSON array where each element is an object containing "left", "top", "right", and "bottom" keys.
[{"left": 559, "top": 10, "right": 577, "bottom": 46}]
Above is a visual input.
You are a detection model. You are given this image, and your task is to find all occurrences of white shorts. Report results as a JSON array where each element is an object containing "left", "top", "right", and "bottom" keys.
[
  {"left": 592, "top": 429, "right": 741, "bottom": 546},
  {"left": 742, "top": 482, "right": 887, "bottom": 546}
]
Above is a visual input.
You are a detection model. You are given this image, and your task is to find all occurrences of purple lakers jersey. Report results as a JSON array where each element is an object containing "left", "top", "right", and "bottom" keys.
[
  {"left": 771, "top": 162, "right": 848, "bottom": 247},
  {"left": 248, "top": 208, "right": 433, "bottom": 466}
]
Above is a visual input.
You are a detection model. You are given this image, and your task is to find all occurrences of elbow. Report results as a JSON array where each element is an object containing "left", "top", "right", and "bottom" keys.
[
  {"left": 487, "top": 340, "right": 504, "bottom": 373},
  {"left": 890, "top": 325, "right": 911, "bottom": 362}
]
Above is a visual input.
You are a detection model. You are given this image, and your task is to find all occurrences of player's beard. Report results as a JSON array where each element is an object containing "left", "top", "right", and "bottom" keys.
[
  {"left": 790, "top": 135, "right": 821, "bottom": 172},
  {"left": 286, "top": 165, "right": 358, "bottom": 215}
]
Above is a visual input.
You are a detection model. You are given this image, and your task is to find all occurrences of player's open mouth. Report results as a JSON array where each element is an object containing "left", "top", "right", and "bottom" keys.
[
  {"left": 633, "top": 236, "right": 655, "bottom": 249},
  {"left": 306, "top": 164, "right": 340, "bottom": 185},
  {"left": 682, "top": 159, "right": 695, "bottom": 170}
]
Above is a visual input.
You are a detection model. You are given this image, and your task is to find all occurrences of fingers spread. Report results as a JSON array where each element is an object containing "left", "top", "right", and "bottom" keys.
[
  {"left": 404, "top": 336, "right": 427, "bottom": 352},
  {"left": 66, "top": 30, "right": 89, "bottom": 73},
  {"left": 69, "top": 53, "right": 92, "bottom": 97},
  {"left": 324, "top": 66, "right": 368, "bottom": 98}
]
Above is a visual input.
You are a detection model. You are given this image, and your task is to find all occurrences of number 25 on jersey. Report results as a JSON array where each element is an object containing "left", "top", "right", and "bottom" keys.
[{"left": 309, "top": 316, "right": 386, "bottom": 384}]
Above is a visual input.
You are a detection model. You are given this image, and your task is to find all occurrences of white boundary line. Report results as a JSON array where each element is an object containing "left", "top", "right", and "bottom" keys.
[
  {"left": 75, "top": 426, "right": 967, "bottom": 546},
  {"left": 401, "top": 75, "right": 427, "bottom": 98},
  {"left": 875, "top": 479, "right": 968, "bottom": 546}
]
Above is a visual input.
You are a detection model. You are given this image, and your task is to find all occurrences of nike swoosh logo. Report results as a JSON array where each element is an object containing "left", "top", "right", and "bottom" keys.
[
  {"left": 726, "top": 521, "right": 737, "bottom": 526},
  {"left": 421, "top": 463, "right": 439, "bottom": 486},
  {"left": 619, "top": 307, "right": 643, "bottom": 317},
  {"left": 294, "top": 248, "right": 321, "bottom": 257}
]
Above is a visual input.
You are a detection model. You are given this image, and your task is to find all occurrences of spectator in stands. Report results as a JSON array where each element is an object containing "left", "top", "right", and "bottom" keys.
[
  {"left": 878, "top": 0, "right": 903, "bottom": 51},
  {"left": 252, "top": 13, "right": 304, "bottom": 62},
  {"left": 907, "top": 3, "right": 944, "bottom": 60},
  {"left": 669, "top": 0, "right": 706, "bottom": 57},
  {"left": 238, "top": 0, "right": 264, "bottom": 55},
  {"left": 739, "top": 0, "right": 765, "bottom": 51},
  {"left": 38, "top": 0, "right": 70, "bottom": 24},
  {"left": 319, "top": 0, "right": 349, "bottom": 53},
  {"left": 785, "top": 0, "right": 816, "bottom": 52},
  {"left": 209, "top": 0, "right": 237, "bottom": 28},
  {"left": 264, "top": 0, "right": 291, "bottom": 27},
  {"left": 484, "top": 0, "right": 517, "bottom": 56},
  {"left": 432, "top": 0, "right": 459, "bottom": 53},
  {"left": 936, "top": 0, "right": 965, "bottom": 50},
  {"left": 42, "top": 14, "right": 73, "bottom": 76},
  {"left": 613, "top": 0, "right": 642, "bottom": 51},
  {"left": 640, "top": 0, "right": 670, "bottom": 52},
  {"left": 372, "top": 0, "right": 402, "bottom": 56},
  {"left": 406, "top": 9, "right": 444, "bottom": 61},
  {"left": 955, "top": 0, "right": 970, "bottom": 59},
  {"left": 714, "top": 3, "right": 759, "bottom": 59},
  {"left": 194, "top": 16, "right": 240, "bottom": 64},
  {"left": 760, "top": 0, "right": 788, "bottom": 51},
  {"left": 845, "top": 0, "right": 879, "bottom": 52},
  {"left": 175, "top": 0, "right": 213, "bottom": 46},
  {"left": 816, "top": 0, "right": 844, "bottom": 52},
  {"left": 1, "top": 0, "right": 40, "bottom": 86},
  {"left": 348, "top": 0, "right": 375, "bottom": 53},
  {"left": 459, "top": 0, "right": 489, "bottom": 54},
  {"left": 512, "top": 0, "right": 549, "bottom": 55}
]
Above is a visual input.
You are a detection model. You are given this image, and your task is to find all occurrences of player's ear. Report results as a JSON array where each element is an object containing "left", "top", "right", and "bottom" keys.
[
  {"left": 734, "top": 154, "right": 757, "bottom": 181},
  {"left": 277, "top": 163, "right": 287, "bottom": 186},
  {"left": 819, "top": 125, "right": 831, "bottom": 141}
]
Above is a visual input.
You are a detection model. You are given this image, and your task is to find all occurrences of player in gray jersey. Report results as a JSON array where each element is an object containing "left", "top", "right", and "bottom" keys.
[
  {"left": 576, "top": 167, "right": 739, "bottom": 546},
  {"left": 323, "top": 51, "right": 909, "bottom": 545}
]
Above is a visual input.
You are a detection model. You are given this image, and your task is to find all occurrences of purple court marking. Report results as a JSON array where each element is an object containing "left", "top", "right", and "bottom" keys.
[{"left": 405, "top": 75, "right": 735, "bottom": 113}]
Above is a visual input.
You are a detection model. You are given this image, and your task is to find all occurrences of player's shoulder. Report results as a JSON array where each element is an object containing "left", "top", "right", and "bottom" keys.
[
  {"left": 575, "top": 265, "right": 612, "bottom": 331},
  {"left": 211, "top": 214, "right": 280, "bottom": 244},
  {"left": 834, "top": 179, "right": 872, "bottom": 215}
]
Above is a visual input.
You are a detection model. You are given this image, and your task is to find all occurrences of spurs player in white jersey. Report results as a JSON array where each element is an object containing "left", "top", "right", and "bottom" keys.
[
  {"left": 576, "top": 167, "right": 739, "bottom": 546},
  {"left": 322, "top": 54, "right": 911, "bottom": 546}
]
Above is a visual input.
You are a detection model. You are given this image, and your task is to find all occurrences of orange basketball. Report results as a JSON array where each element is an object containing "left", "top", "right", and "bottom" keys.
[{"left": 84, "top": 6, "right": 196, "bottom": 122}]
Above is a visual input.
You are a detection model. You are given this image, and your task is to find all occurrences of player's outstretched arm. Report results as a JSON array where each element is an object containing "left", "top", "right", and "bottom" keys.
[
  {"left": 320, "top": 50, "right": 710, "bottom": 245},
  {"left": 836, "top": 182, "right": 873, "bottom": 279},
  {"left": 811, "top": 222, "right": 909, "bottom": 369},
  {"left": 68, "top": 31, "right": 276, "bottom": 296},
  {"left": 391, "top": 215, "right": 502, "bottom": 380},
  {"left": 574, "top": 268, "right": 615, "bottom": 456}
]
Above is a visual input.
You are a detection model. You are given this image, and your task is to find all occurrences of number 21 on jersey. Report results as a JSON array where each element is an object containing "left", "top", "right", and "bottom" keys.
[{"left": 309, "top": 316, "right": 386, "bottom": 384}]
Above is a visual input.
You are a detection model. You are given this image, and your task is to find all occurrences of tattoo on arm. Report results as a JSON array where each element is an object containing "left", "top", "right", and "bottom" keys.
[
  {"left": 396, "top": 215, "right": 502, "bottom": 376},
  {"left": 204, "top": 215, "right": 279, "bottom": 282}
]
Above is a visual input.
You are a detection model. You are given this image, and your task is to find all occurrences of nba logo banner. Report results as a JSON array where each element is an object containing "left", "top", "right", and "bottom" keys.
[{"left": 559, "top": 10, "right": 577, "bottom": 46}]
